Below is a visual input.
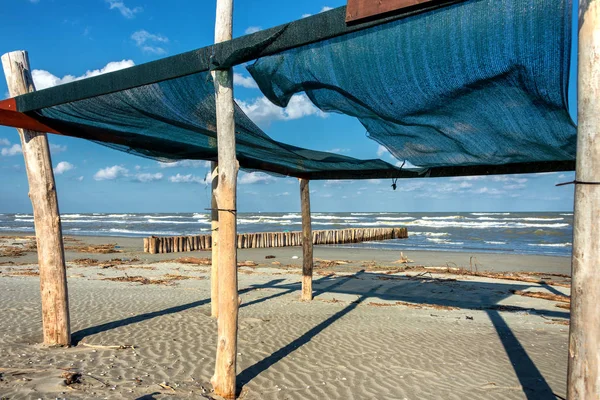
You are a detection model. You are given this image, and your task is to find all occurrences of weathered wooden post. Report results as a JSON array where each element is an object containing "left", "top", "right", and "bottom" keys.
[
  {"left": 300, "top": 178, "right": 313, "bottom": 301},
  {"left": 210, "top": 0, "right": 238, "bottom": 397},
  {"left": 567, "top": 0, "right": 600, "bottom": 397},
  {"left": 2, "top": 51, "right": 71, "bottom": 346},
  {"left": 211, "top": 162, "right": 219, "bottom": 318}
]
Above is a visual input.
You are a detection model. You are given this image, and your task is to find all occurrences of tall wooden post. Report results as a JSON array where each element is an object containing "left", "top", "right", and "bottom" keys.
[
  {"left": 210, "top": 0, "right": 238, "bottom": 398},
  {"left": 300, "top": 179, "right": 313, "bottom": 301},
  {"left": 2, "top": 51, "right": 70, "bottom": 346},
  {"left": 210, "top": 162, "right": 219, "bottom": 318},
  {"left": 567, "top": 1, "right": 600, "bottom": 397}
]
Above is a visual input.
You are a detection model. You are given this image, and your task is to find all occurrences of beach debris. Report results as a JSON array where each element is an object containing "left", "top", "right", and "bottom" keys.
[
  {"left": 555, "top": 303, "right": 570, "bottom": 310},
  {"left": 62, "top": 371, "right": 82, "bottom": 385},
  {"left": 6, "top": 269, "right": 39, "bottom": 277},
  {"left": 71, "top": 258, "right": 141, "bottom": 268},
  {"left": 158, "top": 381, "right": 176, "bottom": 391},
  {"left": 466, "top": 315, "right": 474, "bottom": 320},
  {"left": 291, "top": 255, "right": 299, "bottom": 259},
  {"left": 237, "top": 260, "right": 258, "bottom": 267},
  {"left": 80, "top": 343, "right": 135, "bottom": 350},
  {"left": 469, "top": 256, "right": 481, "bottom": 272},
  {"left": 510, "top": 289, "right": 570, "bottom": 303},
  {"left": 265, "top": 255, "right": 276, "bottom": 259},
  {"left": 314, "top": 259, "right": 349, "bottom": 269},
  {"left": 176, "top": 257, "right": 212, "bottom": 265},
  {"left": 65, "top": 243, "right": 121, "bottom": 254},
  {"left": 103, "top": 273, "right": 203, "bottom": 285},
  {"left": 0, "top": 246, "right": 28, "bottom": 257},
  {"left": 394, "top": 252, "right": 413, "bottom": 264}
]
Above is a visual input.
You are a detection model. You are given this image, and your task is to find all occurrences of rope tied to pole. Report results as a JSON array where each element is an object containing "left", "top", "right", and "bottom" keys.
[{"left": 555, "top": 180, "right": 600, "bottom": 187}]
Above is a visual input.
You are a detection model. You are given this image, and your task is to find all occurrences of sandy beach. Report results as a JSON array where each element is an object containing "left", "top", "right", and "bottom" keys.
[{"left": 0, "top": 233, "right": 570, "bottom": 399}]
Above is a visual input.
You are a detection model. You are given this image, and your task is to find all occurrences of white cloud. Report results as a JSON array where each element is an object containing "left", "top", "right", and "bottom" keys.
[
  {"left": 238, "top": 172, "right": 276, "bottom": 184},
  {"left": 233, "top": 73, "right": 258, "bottom": 89},
  {"left": 94, "top": 165, "right": 128, "bottom": 181},
  {"left": 1, "top": 144, "right": 22, "bottom": 156},
  {"left": 491, "top": 176, "right": 528, "bottom": 184},
  {"left": 53, "top": 161, "right": 74, "bottom": 175},
  {"left": 135, "top": 172, "right": 163, "bottom": 182},
  {"left": 77, "top": 176, "right": 84, "bottom": 181},
  {"left": 32, "top": 60, "right": 135, "bottom": 90},
  {"left": 131, "top": 30, "right": 169, "bottom": 55},
  {"left": 106, "top": 0, "right": 142, "bottom": 18},
  {"left": 327, "top": 148, "right": 349, "bottom": 154},
  {"left": 244, "top": 26, "right": 262, "bottom": 34},
  {"left": 49, "top": 143, "right": 67, "bottom": 153},
  {"left": 275, "top": 192, "right": 290, "bottom": 197},
  {"left": 472, "top": 187, "right": 505, "bottom": 195},
  {"left": 449, "top": 176, "right": 486, "bottom": 181},
  {"left": 459, "top": 181, "right": 472, "bottom": 188},
  {"left": 302, "top": 6, "right": 333, "bottom": 18},
  {"left": 169, "top": 173, "right": 206, "bottom": 184},
  {"left": 504, "top": 183, "right": 526, "bottom": 190},
  {"left": 376, "top": 145, "right": 388, "bottom": 157},
  {"left": 158, "top": 160, "right": 211, "bottom": 168},
  {"left": 135, "top": 165, "right": 141, "bottom": 170},
  {"left": 0, "top": 138, "right": 10, "bottom": 146},
  {"left": 238, "top": 94, "right": 326, "bottom": 125}
]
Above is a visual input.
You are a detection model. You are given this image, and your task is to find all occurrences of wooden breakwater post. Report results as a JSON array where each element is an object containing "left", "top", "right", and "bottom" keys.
[{"left": 144, "top": 227, "right": 408, "bottom": 253}]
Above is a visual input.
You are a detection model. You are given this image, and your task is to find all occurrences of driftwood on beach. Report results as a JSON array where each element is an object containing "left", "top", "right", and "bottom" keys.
[{"left": 143, "top": 227, "right": 408, "bottom": 254}]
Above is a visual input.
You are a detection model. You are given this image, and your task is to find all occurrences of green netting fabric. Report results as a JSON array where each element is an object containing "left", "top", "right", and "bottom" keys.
[
  {"left": 28, "top": 72, "right": 403, "bottom": 180},
  {"left": 248, "top": 0, "right": 576, "bottom": 168}
]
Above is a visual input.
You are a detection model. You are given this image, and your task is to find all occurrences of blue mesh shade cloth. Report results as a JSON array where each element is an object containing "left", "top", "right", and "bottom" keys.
[
  {"left": 30, "top": 72, "right": 404, "bottom": 180},
  {"left": 248, "top": 0, "right": 576, "bottom": 169}
]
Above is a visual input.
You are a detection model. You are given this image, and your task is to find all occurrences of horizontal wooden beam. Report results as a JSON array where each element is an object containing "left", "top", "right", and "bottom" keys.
[
  {"left": 346, "top": 0, "right": 460, "bottom": 24},
  {"left": 0, "top": 99, "right": 60, "bottom": 134}
]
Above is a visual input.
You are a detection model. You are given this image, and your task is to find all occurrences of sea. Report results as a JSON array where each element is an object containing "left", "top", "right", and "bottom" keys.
[{"left": 0, "top": 212, "right": 573, "bottom": 257}]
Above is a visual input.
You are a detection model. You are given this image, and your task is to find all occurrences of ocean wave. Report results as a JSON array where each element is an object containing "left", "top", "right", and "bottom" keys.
[
  {"left": 311, "top": 215, "right": 361, "bottom": 220},
  {"left": 485, "top": 241, "right": 507, "bottom": 245},
  {"left": 245, "top": 214, "right": 301, "bottom": 220},
  {"left": 238, "top": 218, "right": 294, "bottom": 224},
  {"left": 528, "top": 242, "right": 572, "bottom": 247},
  {"left": 560, "top": 213, "right": 573, "bottom": 216},
  {"left": 14, "top": 214, "right": 33, "bottom": 218},
  {"left": 405, "top": 219, "right": 569, "bottom": 229},
  {"left": 107, "top": 228, "right": 182, "bottom": 236},
  {"left": 426, "top": 238, "right": 464, "bottom": 245},
  {"left": 351, "top": 213, "right": 374, "bottom": 216},
  {"left": 471, "top": 212, "right": 511, "bottom": 216},
  {"left": 142, "top": 215, "right": 193, "bottom": 219},
  {"left": 146, "top": 219, "right": 210, "bottom": 225},
  {"left": 192, "top": 213, "right": 209, "bottom": 219},
  {"left": 376, "top": 217, "right": 415, "bottom": 221},
  {"left": 0, "top": 226, "right": 34, "bottom": 231},
  {"left": 422, "top": 216, "right": 463, "bottom": 220},
  {"left": 470, "top": 217, "right": 564, "bottom": 222},
  {"left": 410, "top": 232, "right": 449, "bottom": 237}
]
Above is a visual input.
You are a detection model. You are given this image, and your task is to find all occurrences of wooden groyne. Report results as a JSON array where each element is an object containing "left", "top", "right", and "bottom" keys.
[{"left": 144, "top": 227, "right": 408, "bottom": 254}]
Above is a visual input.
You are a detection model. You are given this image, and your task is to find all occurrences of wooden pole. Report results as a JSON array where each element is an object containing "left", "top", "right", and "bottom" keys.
[
  {"left": 300, "top": 179, "right": 313, "bottom": 301},
  {"left": 211, "top": 0, "right": 238, "bottom": 397},
  {"left": 2, "top": 51, "right": 70, "bottom": 346},
  {"left": 211, "top": 162, "right": 219, "bottom": 318},
  {"left": 567, "top": 1, "right": 600, "bottom": 397}
]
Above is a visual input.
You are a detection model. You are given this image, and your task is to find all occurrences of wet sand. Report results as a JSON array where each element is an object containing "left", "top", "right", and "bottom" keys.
[{"left": 0, "top": 233, "right": 570, "bottom": 399}]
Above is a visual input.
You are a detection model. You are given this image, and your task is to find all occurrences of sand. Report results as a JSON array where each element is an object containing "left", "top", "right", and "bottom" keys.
[{"left": 0, "top": 233, "right": 570, "bottom": 399}]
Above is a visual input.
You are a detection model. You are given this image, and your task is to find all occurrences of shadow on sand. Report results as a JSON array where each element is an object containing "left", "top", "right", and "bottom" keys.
[{"left": 74, "top": 270, "right": 568, "bottom": 399}]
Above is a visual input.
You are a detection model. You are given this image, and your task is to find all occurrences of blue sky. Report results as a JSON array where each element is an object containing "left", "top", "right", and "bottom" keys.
[{"left": 0, "top": 0, "right": 577, "bottom": 213}]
